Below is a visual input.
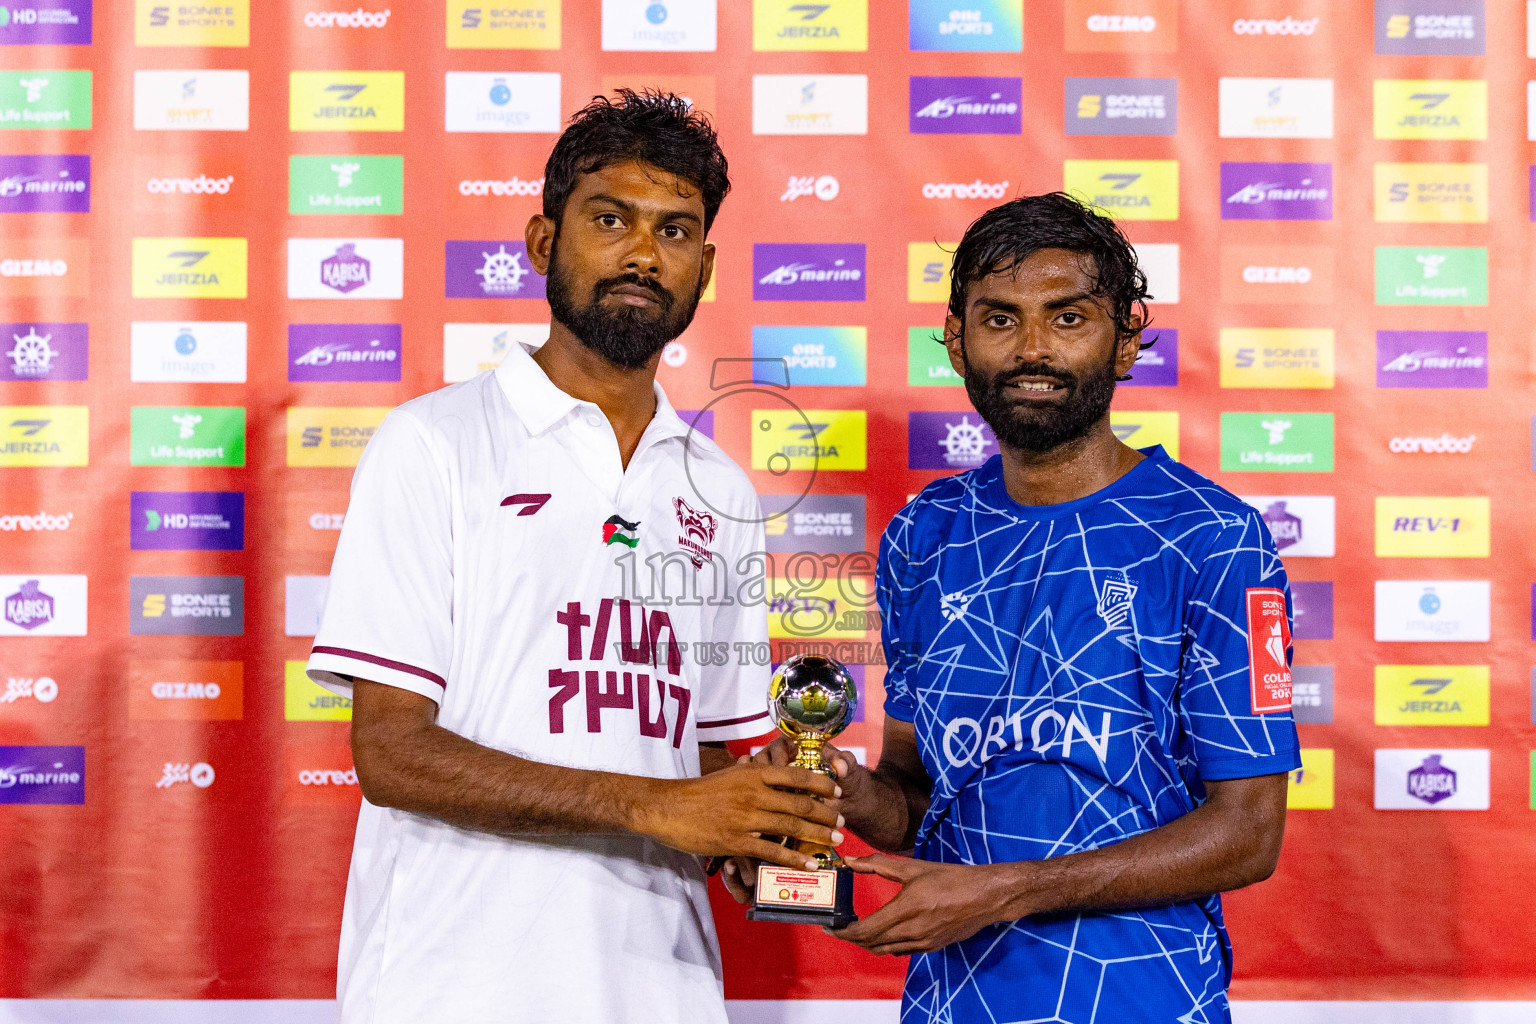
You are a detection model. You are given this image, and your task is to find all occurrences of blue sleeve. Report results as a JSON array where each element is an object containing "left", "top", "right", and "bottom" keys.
[
  {"left": 877, "top": 511, "right": 918, "bottom": 723},
  {"left": 1180, "top": 510, "right": 1303, "bottom": 781}
]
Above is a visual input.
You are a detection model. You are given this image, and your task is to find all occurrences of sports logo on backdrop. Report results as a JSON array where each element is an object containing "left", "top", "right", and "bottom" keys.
[
  {"left": 130, "top": 492, "right": 244, "bottom": 551},
  {"left": 1218, "top": 78, "right": 1333, "bottom": 138},
  {"left": 132, "top": 70, "right": 248, "bottom": 130},
  {"left": 289, "top": 324, "right": 401, "bottom": 382},
  {"left": 1245, "top": 588, "right": 1292, "bottom": 713},
  {"left": 1064, "top": 0, "right": 1177, "bottom": 51},
  {"left": 289, "top": 71, "right": 403, "bottom": 131},
  {"left": 283, "top": 491, "right": 346, "bottom": 557},
  {"left": 909, "top": 76, "right": 1021, "bottom": 134},
  {"left": 128, "top": 660, "right": 243, "bottom": 721},
  {"left": 0, "top": 2, "right": 90, "bottom": 45},
  {"left": 1122, "top": 329, "right": 1177, "bottom": 387},
  {"left": 908, "top": 411, "right": 996, "bottom": 470},
  {"left": 1220, "top": 250, "right": 1334, "bottom": 306},
  {"left": 287, "top": 239, "right": 403, "bottom": 299},
  {"left": 0, "top": 746, "right": 83, "bottom": 804},
  {"left": 0, "top": 673, "right": 60, "bottom": 706},
  {"left": 1375, "top": 749, "right": 1488, "bottom": 810},
  {"left": 447, "top": 3, "right": 560, "bottom": 48},
  {"left": 1241, "top": 495, "right": 1336, "bottom": 556},
  {"left": 0, "top": 238, "right": 87, "bottom": 297},
  {"left": 1376, "top": 330, "right": 1486, "bottom": 389},
  {"left": 601, "top": 0, "right": 716, "bottom": 51},
  {"left": 0, "top": 154, "right": 88, "bottom": 212},
  {"left": 130, "top": 576, "right": 244, "bottom": 636},
  {"left": 752, "top": 75, "right": 868, "bottom": 135},
  {"left": 761, "top": 494, "right": 865, "bottom": 553},
  {"left": 1109, "top": 410, "right": 1179, "bottom": 459},
  {"left": 1287, "top": 748, "right": 1334, "bottom": 809},
  {"left": 1063, "top": 160, "right": 1178, "bottom": 220},
  {"left": 1291, "top": 669, "right": 1334, "bottom": 725},
  {"left": 443, "top": 323, "right": 547, "bottom": 383},
  {"left": 284, "top": 743, "right": 360, "bottom": 804},
  {"left": 909, "top": 0, "right": 1022, "bottom": 51},
  {"left": 907, "top": 242, "right": 954, "bottom": 303},
  {"left": 1375, "top": 163, "right": 1487, "bottom": 223},
  {"left": 285, "top": 576, "right": 329, "bottom": 636},
  {"left": 751, "top": 409, "right": 867, "bottom": 471},
  {"left": 1375, "top": 580, "right": 1489, "bottom": 642},
  {"left": 0, "top": 406, "right": 87, "bottom": 466},
  {"left": 0, "top": 70, "right": 90, "bottom": 129},
  {"left": 130, "top": 407, "right": 245, "bottom": 467},
  {"left": 1064, "top": 77, "right": 1177, "bottom": 136},
  {"left": 445, "top": 240, "right": 546, "bottom": 299},
  {"left": 1384, "top": 673, "right": 1480, "bottom": 729},
  {"left": 0, "top": 323, "right": 85, "bottom": 382},
  {"left": 285, "top": 660, "right": 352, "bottom": 720},
  {"left": 444, "top": 72, "right": 561, "bottom": 132},
  {"left": 908, "top": 327, "right": 960, "bottom": 386},
  {"left": 131, "top": 238, "right": 246, "bottom": 299},
  {"left": 1376, "top": 0, "right": 1484, "bottom": 55},
  {"left": 289, "top": 155, "right": 402, "bottom": 215},
  {"left": 753, "top": 243, "right": 865, "bottom": 301},
  {"left": 1290, "top": 582, "right": 1333, "bottom": 640},
  {"left": 1375, "top": 496, "right": 1489, "bottom": 558},
  {"left": 135, "top": 0, "right": 248, "bottom": 46},
  {"left": 782, "top": 175, "right": 841, "bottom": 202},
  {"left": 1374, "top": 80, "right": 1486, "bottom": 140},
  {"left": 1220, "top": 162, "right": 1331, "bottom": 220},
  {"left": 1220, "top": 413, "right": 1334, "bottom": 472},
  {"left": 286, "top": 407, "right": 390, "bottom": 467},
  {"left": 130, "top": 322, "right": 246, "bottom": 383},
  {"left": 0, "top": 576, "right": 85, "bottom": 635},
  {"left": 755, "top": 0, "right": 867, "bottom": 51},
  {"left": 752, "top": 327, "right": 867, "bottom": 386},
  {"left": 1375, "top": 246, "right": 1486, "bottom": 305}
]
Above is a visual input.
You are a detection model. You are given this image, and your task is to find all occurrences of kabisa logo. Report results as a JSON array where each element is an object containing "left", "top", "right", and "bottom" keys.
[
  {"left": 1408, "top": 754, "right": 1456, "bottom": 804},
  {"left": 1220, "top": 162, "right": 1331, "bottom": 220},
  {"left": 1064, "top": 77, "right": 1178, "bottom": 136},
  {"left": 1374, "top": 80, "right": 1486, "bottom": 141},
  {"left": 1242, "top": 495, "right": 1335, "bottom": 557},
  {"left": 0, "top": 746, "right": 84, "bottom": 804},
  {"left": 781, "top": 174, "right": 840, "bottom": 202},
  {"left": 751, "top": 409, "right": 868, "bottom": 471},
  {"left": 1375, "top": 748, "right": 1488, "bottom": 809},
  {"left": 1375, "top": 163, "right": 1487, "bottom": 223},
  {"left": 458, "top": 175, "right": 544, "bottom": 197},
  {"left": 1, "top": 322, "right": 85, "bottom": 382},
  {"left": 130, "top": 492, "right": 245, "bottom": 552},
  {"left": 1, "top": 675, "right": 58, "bottom": 704},
  {"left": 753, "top": 243, "right": 866, "bottom": 301},
  {"left": 156, "top": 761, "right": 215, "bottom": 790},
  {"left": 1375, "top": 246, "right": 1486, "bottom": 306},
  {"left": 0, "top": 574, "right": 85, "bottom": 636},
  {"left": 289, "top": 71, "right": 403, "bottom": 131},
  {"left": 908, "top": 411, "right": 996, "bottom": 470},
  {"left": 1232, "top": 15, "right": 1318, "bottom": 35},
  {"left": 754, "top": 0, "right": 869, "bottom": 52},
  {"left": 289, "top": 324, "right": 402, "bottom": 383},
  {"left": 305, "top": 7, "right": 391, "bottom": 27},
  {"left": 1063, "top": 159, "right": 1178, "bottom": 221},
  {"left": 288, "top": 238, "right": 403, "bottom": 299},
  {"left": 0, "top": 2, "right": 91, "bottom": 45},
  {"left": 1262, "top": 500, "right": 1303, "bottom": 551},
  {"left": 0, "top": 154, "right": 88, "bottom": 213},
  {"left": 909, "top": 76, "right": 1021, "bottom": 134},
  {"left": 445, "top": 240, "right": 546, "bottom": 299},
  {"left": 1376, "top": 1, "right": 1484, "bottom": 56},
  {"left": 130, "top": 576, "right": 244, "bottom": 636},
  {"left": 321, "top": 243, "right": 369, "bottom": 293},
  {"left": 920, "top": 178, "right": 1008, "bottom": 199},
  {"left": 131, "top": 237, "right": 247, "bottom": 299},
  {"left": 1376, "top": 330, "right": 1487, "bottom": 389},
  {"left": 445, "top": 72, "right": 562, "bottom": 133},
  {"left": 909, "top": 1, "right": 1023, "bottom": 52},
  {"left": 3, "top": 577, "right": 51, "bottom": 630}
]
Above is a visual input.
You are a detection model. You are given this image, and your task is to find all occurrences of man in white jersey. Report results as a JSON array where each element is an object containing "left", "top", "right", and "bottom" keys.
[{"left": 307, "top": 91, "right": 845, "bottom": 1024}]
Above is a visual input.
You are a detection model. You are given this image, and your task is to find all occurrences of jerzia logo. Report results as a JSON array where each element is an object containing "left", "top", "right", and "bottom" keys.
[{"left": 603, "top": 514, "right": 640, "bottom": 548}]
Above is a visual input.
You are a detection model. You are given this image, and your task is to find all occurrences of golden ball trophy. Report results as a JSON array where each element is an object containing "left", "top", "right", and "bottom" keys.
[{"left": 746, "top": 654, "right": 859, "bottom": 928}]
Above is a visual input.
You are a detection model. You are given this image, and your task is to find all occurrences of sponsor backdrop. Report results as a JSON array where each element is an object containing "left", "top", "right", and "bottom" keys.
[{"left": 1, "top": 0, "right": 1535, "bottom": 1018}]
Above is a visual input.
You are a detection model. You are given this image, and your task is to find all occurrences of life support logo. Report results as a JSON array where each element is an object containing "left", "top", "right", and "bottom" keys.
[{"left": 1245, "top": 588, "right": 1292, "bottom": 714}]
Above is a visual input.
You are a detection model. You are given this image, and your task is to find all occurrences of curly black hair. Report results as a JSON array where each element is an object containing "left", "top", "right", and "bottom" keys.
[
  {"left": 543, "top": 89, "right": 731, "bottom": 234},
  {"left": 946, "top": 192, "right": 1154, "bottom": 366}
]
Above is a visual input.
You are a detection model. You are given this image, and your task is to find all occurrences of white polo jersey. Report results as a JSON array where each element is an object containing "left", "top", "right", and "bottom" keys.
[{"left": 307, "top": 339, "right": 772, "bottom": 1024}]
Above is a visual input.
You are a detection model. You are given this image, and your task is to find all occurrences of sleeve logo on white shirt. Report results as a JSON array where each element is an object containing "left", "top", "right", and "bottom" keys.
[
  {"left": 1245, "top": 587, "right": 1293, "bottom": 714},
  {"left": 499, "top": 492, "right": 550, "bottom": 516}
]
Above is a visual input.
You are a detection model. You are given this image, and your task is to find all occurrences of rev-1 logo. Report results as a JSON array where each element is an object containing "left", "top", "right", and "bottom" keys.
[{"left": 1393, "top": 516, "right": 1462, "bottom": 533}]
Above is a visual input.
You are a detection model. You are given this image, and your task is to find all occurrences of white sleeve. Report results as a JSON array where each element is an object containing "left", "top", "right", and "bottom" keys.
[
  {"left": 306, "top": 408, "right": 453, "bottom": 704},
  {"left": 694, "top": 500, "right": 774, "bottom": 743}
]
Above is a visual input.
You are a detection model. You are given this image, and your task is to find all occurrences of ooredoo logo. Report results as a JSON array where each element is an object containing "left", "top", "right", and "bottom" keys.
[
  {"left": 921, "top": 179, "right": 1008, "bottom": 199},
  {"left": 304, "top": 7, "right": 390, "bottom": 27},
  {"left": 1389, "top": 433, "right": 1475, "bottom": 453},
  {"left": 458, "top": 176, "right": 543, "bottom": 197},
  {"left": 147, "top": 174, "right": 233, "bottom": 195},
  {"left": 1233, "top": 16, "right": 1318, "bottom": 35},
  {"left": 0, "top": 510, "right": 72, "bottom": 532}
]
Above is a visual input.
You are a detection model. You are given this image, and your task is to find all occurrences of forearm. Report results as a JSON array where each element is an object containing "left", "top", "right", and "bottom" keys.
[
  {"left": 699, "top": 741, "right": 735, "bottom": 775},
  {"left": 845, "top": 763, "right": 928, "bottom": 853}
]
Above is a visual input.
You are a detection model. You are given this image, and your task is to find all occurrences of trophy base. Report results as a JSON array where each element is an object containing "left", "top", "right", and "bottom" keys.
[{"left": 747, "top": 863, "right": 857, "bottom": 928}]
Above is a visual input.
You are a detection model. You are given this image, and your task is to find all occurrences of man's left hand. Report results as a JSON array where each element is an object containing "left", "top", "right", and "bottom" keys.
[{"left": 828, "top": 853, "right": 1024, "bottom": 956}]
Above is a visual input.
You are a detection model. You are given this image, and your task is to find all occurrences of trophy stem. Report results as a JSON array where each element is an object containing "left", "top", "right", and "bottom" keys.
[{"left": 790, "top": 734, "right": 829, "bottom": 775}]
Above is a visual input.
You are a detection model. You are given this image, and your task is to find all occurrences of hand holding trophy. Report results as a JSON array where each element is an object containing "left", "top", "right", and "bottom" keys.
[{"left": 745, "top": 654, "right": 860, "bottom": 928}]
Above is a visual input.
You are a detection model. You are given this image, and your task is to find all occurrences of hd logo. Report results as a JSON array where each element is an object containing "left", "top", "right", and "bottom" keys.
[
  {"left": 447, "top": 3, "right": 561, "bottom": 49},
  {"left": 1374, "top": 496, "right": 1489, "bottom": 558},
  {"left": 1063, "top": 160, "right": 1178, "bottom": 220},
  {"left": 0, "top": 406, "right": 87, "bottom": 467},
  {"left": 1374, "top": 80, "right": 1486, "bottom": 140},
  {"left": 136, "top": 0, "right": 249, "bottom": 47},
  {"left": 1375, "top": 163, "right": 1487, "bottom": 223},
  {"left": 287, "top": 407, "right": 390, "bottom": 467},
  {"left": 755, "top": 0, "right": 868, "bottom": 51},
  {"left": 751, "top": 409, "right": 867, "bottom": 471},
  {"left": 1375, "top": 665, "right": 1489, "bottom": 726},
  {"left": 131, "top": 238, "right": 247, "bottom": 299},
  {"left": 289, "top": 72, "right": 404, "bottom": 132}
]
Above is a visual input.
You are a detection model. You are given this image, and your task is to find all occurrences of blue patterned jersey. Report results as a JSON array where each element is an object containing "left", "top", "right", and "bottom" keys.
[{"left": 877, "top": 447, "right": 1301, "bottom": 1024}]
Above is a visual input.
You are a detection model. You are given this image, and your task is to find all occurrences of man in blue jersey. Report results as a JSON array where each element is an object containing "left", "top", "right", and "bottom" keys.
[{"left": 730, "top": 193, "right": 1300, "bottom": 1023}]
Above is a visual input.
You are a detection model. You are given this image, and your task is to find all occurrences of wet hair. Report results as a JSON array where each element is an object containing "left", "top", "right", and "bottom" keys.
[
  {"left": 947, "top": 192, "right": 1153, "bottom": 352},
  {"left": 543, "top": 89, "right": 731, "bottom": 234}
]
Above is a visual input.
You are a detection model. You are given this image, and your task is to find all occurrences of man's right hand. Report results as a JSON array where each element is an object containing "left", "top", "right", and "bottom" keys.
[{"left": 634, "top": 761, "right": 845, "bottom": 872}]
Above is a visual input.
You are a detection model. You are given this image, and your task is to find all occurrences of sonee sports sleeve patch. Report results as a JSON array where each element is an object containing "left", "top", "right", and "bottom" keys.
[{"left": 1246, "top": 587, "right": 1293, "bottom": 714}]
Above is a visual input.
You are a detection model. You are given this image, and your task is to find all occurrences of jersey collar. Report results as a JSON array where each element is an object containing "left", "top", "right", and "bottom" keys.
[{"left": 496, "top": 337, "right": 690, "bottom": 444}]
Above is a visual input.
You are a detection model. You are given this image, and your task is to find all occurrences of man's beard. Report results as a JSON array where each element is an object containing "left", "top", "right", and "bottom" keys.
[
  {"left": 963, "top": 347, "right": 1119, "bottom": 455},
  {"left": 545, "top": 242, "right": 703, "bottom": 370}
]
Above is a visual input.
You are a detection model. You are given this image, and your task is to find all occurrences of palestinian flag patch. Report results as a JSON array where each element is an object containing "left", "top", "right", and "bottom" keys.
[{"left": 603, "top": 515, "right": 641, "bottom": 548}]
